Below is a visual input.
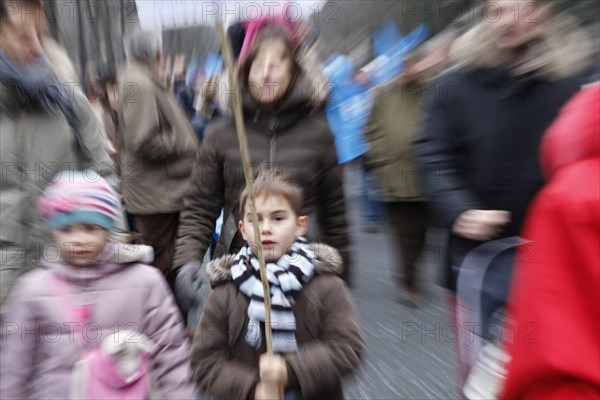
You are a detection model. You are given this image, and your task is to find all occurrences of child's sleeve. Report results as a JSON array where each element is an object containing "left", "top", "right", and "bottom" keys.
[
  {"left": 284, "top": 277, "right": 365, "bottom": 398},
  {"left": 190, "top": 287, "right": 260, "bottom": 400},
  {"left": 142, "top": 269, "right": 196, "bottom": 399},
  {"left": 0, "top": 277, "right": 38, "bottom": 400}
]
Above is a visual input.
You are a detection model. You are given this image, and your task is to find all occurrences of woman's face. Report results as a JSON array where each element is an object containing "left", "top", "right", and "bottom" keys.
[{"left": 248, "top": 38, "right": 294, "bottom": 105}]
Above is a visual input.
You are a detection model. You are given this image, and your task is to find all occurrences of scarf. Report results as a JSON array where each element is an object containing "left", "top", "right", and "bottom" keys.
[
  {"left": 231, "top": 237, "right": 315, "bottom": 353},
  {"left": 0, "top": 51, "right": 89, "bottom": 160}
]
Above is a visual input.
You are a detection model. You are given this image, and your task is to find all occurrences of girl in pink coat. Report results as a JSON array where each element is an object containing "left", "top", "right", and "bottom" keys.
[{"left": 0, "top": 170, "right": 195, "bottom": 400}]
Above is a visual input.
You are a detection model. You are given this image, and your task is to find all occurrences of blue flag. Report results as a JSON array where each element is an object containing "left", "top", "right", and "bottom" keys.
[
  {"left": 322, "top": 21, "right": 429, "bottom": 164},
  {"left": 370, "top": 22, "right": 429, "bottom": 86},
  {"left": 323, "top": 54, "right": 372, "bottom": 164},
  {"left": 373, "top": 20, "right": 403, "bottom": 58},
  {"left": 203, "top": 53, "right": 223, "bottom": 79},
  {"left": 326, "top": 85, "right": 373, "bottom": 164}
]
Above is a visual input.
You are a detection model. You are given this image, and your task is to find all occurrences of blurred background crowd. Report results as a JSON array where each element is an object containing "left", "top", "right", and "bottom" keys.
[{"left": 1, "top": 0, "right": 599, "bottom": 399}]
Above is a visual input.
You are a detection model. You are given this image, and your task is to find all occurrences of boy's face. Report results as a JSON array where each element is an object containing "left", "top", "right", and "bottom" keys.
[
  {"left": 239, "top": 195, "right": 307, "bottom": 263},
  {"left": 53, "top": 224, "right": 110, "bottom": 268}
]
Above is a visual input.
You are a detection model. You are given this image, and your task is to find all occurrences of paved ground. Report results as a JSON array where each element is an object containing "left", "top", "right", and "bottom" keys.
[{"left": 342, "top": 166, "right": 458, "bottom": 399}]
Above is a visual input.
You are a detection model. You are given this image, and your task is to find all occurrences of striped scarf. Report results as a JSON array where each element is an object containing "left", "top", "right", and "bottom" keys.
[{"left": 231, "top": 237, "right": 315, "bottom": 353}]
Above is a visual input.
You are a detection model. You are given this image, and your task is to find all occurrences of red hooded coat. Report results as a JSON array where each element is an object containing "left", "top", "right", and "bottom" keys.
[{"left": 502, "top": 83, "right": 600, "bottom": 398}]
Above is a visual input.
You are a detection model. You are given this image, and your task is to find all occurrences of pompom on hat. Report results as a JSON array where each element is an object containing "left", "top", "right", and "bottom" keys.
[{"left": 38, "top": 170, "right": 119, "bottom": 231}]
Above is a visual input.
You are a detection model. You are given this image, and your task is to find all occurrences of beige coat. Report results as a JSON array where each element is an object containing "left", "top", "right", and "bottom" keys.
[{"left": 117, "top": 60, "right": 198, "bottom": 214}]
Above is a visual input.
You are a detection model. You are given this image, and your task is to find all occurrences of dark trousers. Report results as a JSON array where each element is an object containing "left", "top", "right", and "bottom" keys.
[
  {"left": 386, "top": 202, "right": 428, "bottom": 291},
  {"left": 133, "top": 213, "right": 180, "bottom": 276}
]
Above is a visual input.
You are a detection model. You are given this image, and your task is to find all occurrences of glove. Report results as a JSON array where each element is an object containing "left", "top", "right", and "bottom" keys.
[{"left": 173, "top": 260, "right": 203, "bottom": 317}]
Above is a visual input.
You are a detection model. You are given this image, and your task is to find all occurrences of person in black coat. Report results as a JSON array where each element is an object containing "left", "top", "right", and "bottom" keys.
[{"left": 414, "top": 0, "right": 594, "bottom": 291}]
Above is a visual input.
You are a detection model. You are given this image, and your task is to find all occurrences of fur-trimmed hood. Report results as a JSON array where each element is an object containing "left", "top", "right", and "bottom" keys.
[
  {"left": 207, "top": 243, "right": 343, "bottom": 286},
  {"left": 450, "top": 12, "right": 593, "bottom": 80}
]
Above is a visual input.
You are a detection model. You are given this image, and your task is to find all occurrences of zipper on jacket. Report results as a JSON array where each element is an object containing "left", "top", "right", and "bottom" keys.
[
  {"left": 268, "top": 116, "right": 277, "bottom": 132},
  {"left": 14, "top": 114, "right": 25, "bottom": 178},
  {"left": 269, "top": 135, "right": 277, "bottom": 166},
  {"left": 268, "top": 114, "right": 278, "bottom": 167}
]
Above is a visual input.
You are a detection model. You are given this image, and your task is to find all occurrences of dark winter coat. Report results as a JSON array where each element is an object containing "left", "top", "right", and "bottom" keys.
[
  {"left": 414, "top": 12, "right": 593, "bottom": 290},
  {"left": 190, "top": 243, "right": 364, "bottom": 400},
  {"left": 173, "top": 76, "right": 350, "bottom": 279},
  {"left": 414, "top": 68, "right": 585, "bottom": 289}
]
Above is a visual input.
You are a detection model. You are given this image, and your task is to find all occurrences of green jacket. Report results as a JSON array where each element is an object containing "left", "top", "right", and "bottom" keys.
[{"left": 364, "top": 81, "right": 426, "bottom": 202}]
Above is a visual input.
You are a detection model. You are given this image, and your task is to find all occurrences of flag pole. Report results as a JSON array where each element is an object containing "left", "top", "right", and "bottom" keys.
[{"left": 216, "top": 21, "right": 274, "bottom": 356}]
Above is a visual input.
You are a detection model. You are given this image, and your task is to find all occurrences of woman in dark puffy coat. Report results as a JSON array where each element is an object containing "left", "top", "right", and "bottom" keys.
[{"left": 172, "top": 24, "right": 351, "bottom": 313}]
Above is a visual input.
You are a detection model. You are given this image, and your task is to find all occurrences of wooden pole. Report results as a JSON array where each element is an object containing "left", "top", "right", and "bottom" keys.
[{"left": 216, "top": 21, "right": 274, "bottom": 356}]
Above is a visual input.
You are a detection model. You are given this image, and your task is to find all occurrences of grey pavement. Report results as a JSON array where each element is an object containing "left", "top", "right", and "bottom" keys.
[{"left": 343, "top": 166, "right": 458, "bottom": 399}]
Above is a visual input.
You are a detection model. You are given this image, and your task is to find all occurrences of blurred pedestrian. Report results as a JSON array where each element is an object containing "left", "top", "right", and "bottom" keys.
[
  {"left": 414, "top": 0, "right": 593, "bottom": 387},
  {"left": 191, "top": 74, "right": 222, "bottom": 142},
  {"left": 353, "top": 70, "right": 384, "bottom": 233},
  {"left": 416, "top": 0, "right": 593, "bottom": 296},
  {"left": 364, "top": 48, "right": 448, "bottom": 305},
  {"left": 172, "top": 24, "right": 351, "bottom": 320},
  {"left": 190, "top": 168, "right": 363, "bottom": 399},
  {"left": 172, "top": 54, "right": 196, "bottom": 118},
  {"left": 227, "top": 21, "right": 246, "bottom": 62},
  {"left": 502, "top": 83, "right": 600, "bottom": 399},
  {"left": 0, "top": 0, "right": 119, "bottom": 309},
  {"left": 117, "top": 31, "right": 198, "bottom": 275},
  {"left": 0, "top": 172, "right": 194, "bottom": 399},
  {"left": 96, "top": 64, "right": 121, "bottom": 164},
  {"left": 86, "top": 63, "right": 120, "bottom": 162}
]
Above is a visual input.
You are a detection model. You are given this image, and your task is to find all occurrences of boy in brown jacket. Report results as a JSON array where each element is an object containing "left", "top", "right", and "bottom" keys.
[{"left": 190, "top": 169, "right": 364, "bottom": 399}]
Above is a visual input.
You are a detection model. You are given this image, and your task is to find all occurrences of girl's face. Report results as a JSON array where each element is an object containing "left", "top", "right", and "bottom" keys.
[
  {"left": 248, "top": 38, "right": 294, "bottom": 105},
  {"left": 53, "top": 224, "right": 109, "bottom": 268}
]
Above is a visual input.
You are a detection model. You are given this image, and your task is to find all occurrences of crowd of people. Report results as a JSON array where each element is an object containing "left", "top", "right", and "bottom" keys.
[{"left": 0, "top": 0, "right": 598, "bottom": 399}]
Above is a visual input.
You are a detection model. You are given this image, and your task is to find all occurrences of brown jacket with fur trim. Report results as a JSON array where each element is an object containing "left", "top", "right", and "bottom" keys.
[{"left": 190, "top": 244, "right": 364, "bottom": 400}]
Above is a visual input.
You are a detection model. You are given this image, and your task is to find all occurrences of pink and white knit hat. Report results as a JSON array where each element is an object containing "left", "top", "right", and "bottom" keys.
[{"left": 38, "top": 170, "right": 119, "bottom": 231}]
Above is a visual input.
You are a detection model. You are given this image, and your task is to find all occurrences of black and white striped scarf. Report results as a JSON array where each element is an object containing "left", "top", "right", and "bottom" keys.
[{"left": 231, "top": 237, "right": 315, "bottom": 353}]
